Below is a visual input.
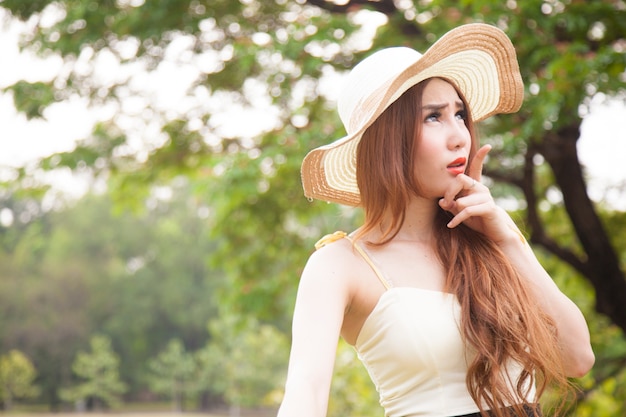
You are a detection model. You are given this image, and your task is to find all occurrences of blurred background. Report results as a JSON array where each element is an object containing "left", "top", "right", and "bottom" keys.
[{"left": 0, "top": 0, "right": 624, "bottom": 416}]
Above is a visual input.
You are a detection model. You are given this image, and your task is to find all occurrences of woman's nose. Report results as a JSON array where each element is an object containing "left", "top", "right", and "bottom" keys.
[{"left": 447, "top": 120, "right": 469, "bottom": 149}]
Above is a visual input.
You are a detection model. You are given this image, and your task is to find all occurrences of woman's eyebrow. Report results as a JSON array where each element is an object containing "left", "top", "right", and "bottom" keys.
[{"left": 421, "top": 100, "right": 465, "bottom": 112}]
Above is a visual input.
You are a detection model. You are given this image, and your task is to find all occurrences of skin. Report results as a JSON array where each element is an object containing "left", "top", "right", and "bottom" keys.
[{"left": 276, "top": 78, "right": 594, "bottom": 417}]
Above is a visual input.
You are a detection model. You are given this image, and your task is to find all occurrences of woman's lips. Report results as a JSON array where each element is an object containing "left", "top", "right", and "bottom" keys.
[{"left": 447, "top": 157, "right": 467, "bottom": 175}]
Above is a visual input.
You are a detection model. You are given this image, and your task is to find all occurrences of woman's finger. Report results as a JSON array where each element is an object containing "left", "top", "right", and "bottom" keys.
[
  {"left": 468, "top": 144, "right": 492, "bottom": 181},
  {"left": 440, "top": 174, "right": 479, "bottom": 208}
]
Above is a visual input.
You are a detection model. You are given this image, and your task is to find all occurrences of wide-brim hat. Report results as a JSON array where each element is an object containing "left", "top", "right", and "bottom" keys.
[{"left": 301, "top": 23, "right": 524, "bottom": 206}]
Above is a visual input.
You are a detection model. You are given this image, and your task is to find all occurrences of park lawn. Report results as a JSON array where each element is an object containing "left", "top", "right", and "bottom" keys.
[
  {"left": 0, "top": 412, "right": 274, "bottom": 417},
  {"left": 0, "top": 406, "right": 276, "bottom": 417},
  {"left": 0, "top": 411, "right": 275, "bottom": 417}
]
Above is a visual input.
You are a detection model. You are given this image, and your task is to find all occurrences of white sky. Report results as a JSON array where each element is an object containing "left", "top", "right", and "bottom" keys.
[{"left": 0, "top": 9, "right": 625, "bottom": 210}]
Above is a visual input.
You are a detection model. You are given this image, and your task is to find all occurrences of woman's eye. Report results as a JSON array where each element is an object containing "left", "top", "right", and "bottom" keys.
[
  {"left": 456, "top": 110, "right": 467, "bottom": 120},
  {"left": 425, "top": 112, "right": 440, "bottom": 122}
]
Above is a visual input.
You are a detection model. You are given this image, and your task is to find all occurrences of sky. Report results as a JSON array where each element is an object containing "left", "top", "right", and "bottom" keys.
[{"left": 1, "top": 9, "right": 625, "bottom": 210}]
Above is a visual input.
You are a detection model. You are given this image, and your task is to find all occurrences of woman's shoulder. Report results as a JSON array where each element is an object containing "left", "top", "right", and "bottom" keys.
[
  {"left": 295, "top": 231, "right": 362, "bottom": 304},
  {"left": 314, "top": 230, "right": 352, "bottom": 250},
  {"left": 311, "top": 229, "right": 354, "bottom": 255},
  {"left": 304, "top": 231, "right": 360, "bottom": 274}
]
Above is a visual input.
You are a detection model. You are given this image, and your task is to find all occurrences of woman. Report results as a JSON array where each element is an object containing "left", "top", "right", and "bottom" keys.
[{"left": 278, "top": 24, "right": 594, "bottom": 417}]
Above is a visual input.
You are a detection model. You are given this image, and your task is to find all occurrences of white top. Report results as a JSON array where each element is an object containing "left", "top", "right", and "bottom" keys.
[
  {"left": 355, "top": 288, "right": 480, "bottom": 416},
  {"left": 349, "top": 241, "right": 536, "bottom": 417}
]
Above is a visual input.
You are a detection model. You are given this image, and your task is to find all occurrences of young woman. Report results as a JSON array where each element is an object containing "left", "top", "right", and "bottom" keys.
[{"left": 278, "top": 24, "right": 594, "bottom": 417}]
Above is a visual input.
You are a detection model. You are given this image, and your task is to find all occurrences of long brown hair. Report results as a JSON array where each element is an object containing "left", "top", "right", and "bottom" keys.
[{"left": 354, "top": 79, "right": 571, "bottom": 416}]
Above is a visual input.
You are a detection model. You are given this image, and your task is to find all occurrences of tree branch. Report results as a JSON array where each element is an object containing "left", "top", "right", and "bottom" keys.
[
  {"left": 520, "top": 145, "right": 591, "bottom": 275},
  {"left": 305, "top": 0, "right": 424, "bottom": 37},
  {"left": 485, "top": 150, "right": 590, "bottom": 276},
  {"left": 540, "top": 123, "right": 626, "bottom": 333},
  {"left": 305, "top": 0, "right": 397, "bottom": 15}
]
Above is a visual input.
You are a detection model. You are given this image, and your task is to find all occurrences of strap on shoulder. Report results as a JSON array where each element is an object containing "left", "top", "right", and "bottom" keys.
[
  {"left": 314, "top": 231, "right": 348, "bottom": 250},
  {"left": 314, "top": 231, "right": 391, "bottom": 290}
]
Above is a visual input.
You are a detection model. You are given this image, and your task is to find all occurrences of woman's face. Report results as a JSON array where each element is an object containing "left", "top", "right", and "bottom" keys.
[{"left": 413, "top": 78, "right": 472, "bottom": 199}]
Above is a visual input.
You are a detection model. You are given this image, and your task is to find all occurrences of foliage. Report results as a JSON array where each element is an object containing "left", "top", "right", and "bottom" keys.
[
  {"left": 146, "top": 339, "right": 196, "bottom": 412},
  {"left": 59, "top": 335, "right": 127, "bottom": 410},
  {"left": 0, "top": 350, "right": 39, "bottom": 410},
  {"left": 0, "top": 0, "right": 625, "bottom": 414},
  {"left": 145, "top": 317, "right": 289, "bottom": 412},
  {"left": 0, "top": 187, "right": 221, "bottom": 408},
  {"left": 530, "top": 206, "right": 626, "bottom": 416},
  {"left": 203, "top": 316, "right": 289, "bottom": 410},
  {"left": 1, "top": 0, "right": 623, "bottom": 328},
  {"left": 328, "top": 340, "right": 381, "bottom": 417}
]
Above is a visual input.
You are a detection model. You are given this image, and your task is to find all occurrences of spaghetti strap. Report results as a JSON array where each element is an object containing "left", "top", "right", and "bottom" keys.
[
  {"left": 349, "top": 238, "right": 392, "bottom": 291},
  {"left": 314, "top": 231, "right": 391, "bottom": 291}
]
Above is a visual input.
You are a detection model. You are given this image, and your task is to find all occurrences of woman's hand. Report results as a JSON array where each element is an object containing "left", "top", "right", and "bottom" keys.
[
  {"left": 440, "top": 146, "right": 595, "bottom": 377},
  {"left": 438, "top": 144, "right": 518, "bottom": 244}
]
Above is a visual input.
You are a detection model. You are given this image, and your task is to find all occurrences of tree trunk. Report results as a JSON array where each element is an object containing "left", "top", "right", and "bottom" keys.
[{"left": 538, "top": 123, "right": 626, "bottom": 333}]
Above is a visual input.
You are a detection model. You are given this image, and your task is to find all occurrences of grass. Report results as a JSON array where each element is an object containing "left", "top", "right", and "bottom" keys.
[
  {"left": 0, "top": 411, "right": 220, "bottom": 416},
  {"left": 0, "top": 404, "right": 276, "bottom": 417},
  {"left": 0, "top": 412, "right": 275, "bottom": 417}
]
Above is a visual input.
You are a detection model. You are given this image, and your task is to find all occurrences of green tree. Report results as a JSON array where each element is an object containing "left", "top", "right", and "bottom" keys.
[
  {"left": 194, "top": 342, "right": 228, "bottom": 410},
  {"left": 1, "top": 0, "right": 623, "bottom": 333},
  {"left": 0, "top": 350, "right": 39, "bottom": 410},
  {"left": 146, "top": 339, "right": 196, "bottom": 412},
  {"left": 0, "top": 208, "right": 93, "bottom": 409},
  {"left": 203, "top": 316, "right": 289, "bottom": 414},
  {"left": 328, "top": 340, "right": 381, "bottom": 417},
  {"left": 535, "top": 207, "right": 626, "bottom": 416},
  {"left": 1, "top": 0, "right": 625, "bottom": 414},
  {"left": 59, "top": 335, "right": 127, "bottom": 410},
  {"left": 0, "top": 186, "right": 222, "bottom": 408}
]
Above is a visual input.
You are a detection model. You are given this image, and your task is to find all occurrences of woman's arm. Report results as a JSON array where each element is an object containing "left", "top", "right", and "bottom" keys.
[
  {"left": 446, "top": 197, "right": 594, "bottom": 377},
  {"left": 277, "top": 244, "right": 352, "bottom": 417},
  {"left": 440, "top": 145, "right": 594, "bottom": 378},
  {"left": 492, "top": 213, "right": 595, "bottom": 377}
]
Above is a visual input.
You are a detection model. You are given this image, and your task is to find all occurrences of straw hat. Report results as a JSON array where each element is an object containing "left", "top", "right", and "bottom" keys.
[{"left": 301, "top": 23, "right": 524, "bottom": 206}]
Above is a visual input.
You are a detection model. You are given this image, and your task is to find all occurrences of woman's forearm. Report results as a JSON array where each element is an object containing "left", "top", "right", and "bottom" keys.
[{"left": 498, "top": 223, "right": 595, "bottom": 377}]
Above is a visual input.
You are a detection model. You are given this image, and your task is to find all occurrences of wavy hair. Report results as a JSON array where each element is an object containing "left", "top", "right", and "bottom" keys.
[{"left": 354, "top": 79, "right": 571, "bottom": 417}]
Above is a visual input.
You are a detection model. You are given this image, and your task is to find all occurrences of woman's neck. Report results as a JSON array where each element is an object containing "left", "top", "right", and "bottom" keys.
[{"left": 380, "top": 198, "right": 438, "bottom": 243}]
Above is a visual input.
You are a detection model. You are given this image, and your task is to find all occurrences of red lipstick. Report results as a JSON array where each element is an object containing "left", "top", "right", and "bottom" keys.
[{"left": 447, "top": 157, "right": 467, "bottom": 175}]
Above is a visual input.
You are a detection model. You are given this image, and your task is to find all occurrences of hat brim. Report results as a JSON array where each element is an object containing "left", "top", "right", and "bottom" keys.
[{"left": 301, "top": 23, "right": 524, "bottom": 206}]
